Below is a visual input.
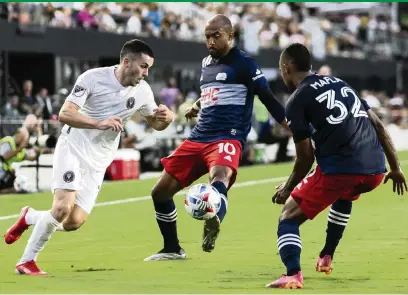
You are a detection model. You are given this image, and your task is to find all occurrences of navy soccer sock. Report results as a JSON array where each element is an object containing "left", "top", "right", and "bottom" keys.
[
  {"left": 153, "top": 199, "right": 180, "bottom": 252},
  {"left": 277, "top": 219, "right": 302, "bottom": 276},
  {"left": 211, "top": 181, "right": 228, "bottom": 223},
  {"left": 320, "top": 199, "right": 352, "bottom": 258}
]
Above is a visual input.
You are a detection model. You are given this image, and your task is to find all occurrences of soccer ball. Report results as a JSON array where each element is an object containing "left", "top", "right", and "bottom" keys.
[{"left": 184, "top": 183, "right": 221, "bottom": 220}]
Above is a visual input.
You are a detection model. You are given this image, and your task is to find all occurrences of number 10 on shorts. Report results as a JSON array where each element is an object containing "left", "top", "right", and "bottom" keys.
[{"left": 218, "top": 142, "right": 236, "bottom": 155}]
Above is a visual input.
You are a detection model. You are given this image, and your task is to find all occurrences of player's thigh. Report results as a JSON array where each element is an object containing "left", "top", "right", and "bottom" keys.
[
  {"left": 51, "top": 137, "right": 83, "bottom": 193},
  {"left": 51, "top": 138, "right": 82, "bottom": 219},
  {"left": 75, "top": 168, "right": 105, "bottom": 215},
  {"left": 203, "top": 140, "right": 242, "bottom": 188},
  {"left": 161, "top": 140, "right": 207, "bottom": 189},
  {"left": 290, "top": 166, "right": 346, "bottom": 220}
]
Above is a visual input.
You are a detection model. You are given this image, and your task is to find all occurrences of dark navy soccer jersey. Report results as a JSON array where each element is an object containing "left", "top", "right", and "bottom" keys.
[
  {"left": 286, "top": 73, "right": 386, "bottom": 175},
  {"left": 189, "top": 47, "right": 285, "bottom": 146}
]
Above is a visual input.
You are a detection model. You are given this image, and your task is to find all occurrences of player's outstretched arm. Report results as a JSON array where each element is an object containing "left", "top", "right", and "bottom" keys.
[
  {"left": 145, "top": 104, "right": 174, "bottom": 131},
  {"left": 272, "top": 138, "right": 315, "bottom": 204},
  {"left": 367, "top": 109, "right": 407, "bottom": 194},
  {"left": 59, "top": 101, "right": 123, "bottom": 132}
]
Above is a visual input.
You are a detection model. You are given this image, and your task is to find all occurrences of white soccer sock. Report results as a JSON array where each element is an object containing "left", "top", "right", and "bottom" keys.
[
  {"left": 56, "top": 223, "right": 66, "bottom": 231},
  {"left": 25, "top": 208, "right": 66, "bottom": 231},
  {"left": 18, "top": 211, "right": 61, "bottom": 265},
  {"left": 25, "top": 208, "right": 45, "bottom": 225}
]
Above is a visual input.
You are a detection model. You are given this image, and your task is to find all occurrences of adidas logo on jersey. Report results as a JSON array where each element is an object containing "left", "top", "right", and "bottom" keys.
[{"left": 224, "top": 155, "right": 232, "bottom": 162}]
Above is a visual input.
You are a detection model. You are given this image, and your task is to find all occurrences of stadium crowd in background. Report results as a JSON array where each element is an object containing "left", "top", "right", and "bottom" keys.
[{"left": 0, "top": 2, "right": 403, "bottom": 59}]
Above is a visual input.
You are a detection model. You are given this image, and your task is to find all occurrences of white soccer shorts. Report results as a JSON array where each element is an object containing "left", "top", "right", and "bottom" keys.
[{"left": 51, "top": 137, "right": 105, "bottom": 214}]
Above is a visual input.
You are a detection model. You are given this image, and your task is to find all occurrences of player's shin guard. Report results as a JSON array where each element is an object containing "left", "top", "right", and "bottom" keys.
[
  {"left": 18, "top": 211, "right": 60, "bottom": 264},
  {"left": 320, "top": 199, "right": 352, "bottom": 258},
  {"left": 277, "top": 219, "right": 302, "bottom": 276},
  {"left": 154, "top": 199, "right": 180, "bottom": 251},
  {"left": 211, "top": 181, "right": 228, "bottom": 222}
]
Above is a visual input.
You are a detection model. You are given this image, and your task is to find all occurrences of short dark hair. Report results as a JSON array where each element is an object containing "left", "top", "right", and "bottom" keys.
[
  {"left": 120, "top": 39, "right": 154, "bottom": 61},
  {"left": 282, "top": 43, "right": 311, "bottom": 71}
]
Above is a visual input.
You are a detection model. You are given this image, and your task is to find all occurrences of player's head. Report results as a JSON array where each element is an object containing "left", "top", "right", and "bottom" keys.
[
  {"left": 279, "top": 43, "right": 312, "bottom": 91},
  {"left": 119, "top": 39, "right": 154, "bottom": 86},
  {"left": 205, "top": 14, "right": 233, "bottom": 58}
]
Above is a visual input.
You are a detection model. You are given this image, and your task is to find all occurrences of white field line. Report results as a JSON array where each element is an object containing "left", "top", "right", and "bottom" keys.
[{"left": 1, "top": 160, "right": 407, "bottom": 222}]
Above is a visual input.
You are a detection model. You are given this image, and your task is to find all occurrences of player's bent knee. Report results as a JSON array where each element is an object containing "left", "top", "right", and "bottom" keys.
[
  {"left": 51, "top": 203, "right": 73, "bottom": 222},
  {"left": 279, "top": 196, "right": 308, "bottom": 225},
  {"left": 52, "top": 189, "right": 76, "bottom": 222},
  {"left": 209, "top": 165, "right": 234, "bottom": 185},
  {"left": 151, "top": 171, "right": 181, "bottom": 202}
]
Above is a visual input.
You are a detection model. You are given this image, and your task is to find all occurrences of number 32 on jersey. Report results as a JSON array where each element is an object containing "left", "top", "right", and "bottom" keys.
[{"left": 315, "top": 86, "right": 368, "bottom": 125}]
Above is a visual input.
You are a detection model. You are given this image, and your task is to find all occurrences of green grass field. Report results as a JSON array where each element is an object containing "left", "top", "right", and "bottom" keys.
[{"left": 0, "top": 153, "right": 407, "bottom": 293}]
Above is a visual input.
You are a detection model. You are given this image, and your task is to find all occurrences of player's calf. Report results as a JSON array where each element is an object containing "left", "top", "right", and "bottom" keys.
[
  {"left": 319, "top": 199, "right": 352, "bottom": 259},
  {"left": 202, "top": 166, "right": 233, "bottom": 253}
]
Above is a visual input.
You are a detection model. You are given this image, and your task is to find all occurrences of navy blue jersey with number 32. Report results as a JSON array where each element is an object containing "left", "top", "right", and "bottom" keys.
[{"left": 286, "top": 74, "right": 386, "bottom": 175}]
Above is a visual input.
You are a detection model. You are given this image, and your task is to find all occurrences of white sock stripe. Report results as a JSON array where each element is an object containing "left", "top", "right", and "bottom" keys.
[
  {"left": 328, "top": 213, "right": 349, "bottom": 223},
  {"left": 278, "top": 241, "right": 302, "bottom": 251},
  {"left": 328, "top": 217, "right": 348, "bottom": 226},
  {"left": 330, "top": 208, "right": 350, "bottom": 218},
  {"left": 155, "top": 208, "right": 177, "bottom": 218},
  {"left": 220, "top": 194, "right": 228, "bottom": 210},
  {"left": 278, "top": 233, "right": 300, "bottom": 243},
  {"left": 155, "top": 212, "right": 177, "bottom": 220},
  {"left": 277, "top": 237, "right": 302, "bottom": 248},
  {"left": 155, "top": 216, "right": 177, "bottom": 223}
]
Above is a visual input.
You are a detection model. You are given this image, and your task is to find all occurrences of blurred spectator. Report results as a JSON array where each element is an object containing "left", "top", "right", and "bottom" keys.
[
  {"left": 77, "top": 2, "right": 98, "bottom": 30},
  {"left": 36, "top": 88, "right": 54, "bottom": 120},
  {"left": 159, "top": 78, "right": 182, "bottom": 113},
  {"left": 18, "top": 80, "right": 40, "bottom": 115},
  {"left": 3, "top": 95, "right": 22, "bottom": 118}
]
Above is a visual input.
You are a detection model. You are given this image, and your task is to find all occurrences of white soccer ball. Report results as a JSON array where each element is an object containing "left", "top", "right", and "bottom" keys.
[
  {"left": 13, "top": 175, "right": 29, "bottom": 193},
  {"left": 184, "top": 183, "right": 221, "bottom": 220}
]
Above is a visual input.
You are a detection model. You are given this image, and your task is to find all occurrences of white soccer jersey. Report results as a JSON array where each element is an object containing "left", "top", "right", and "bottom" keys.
[{"left": 60, "top": 66, "right": 157, "bottom": 171}]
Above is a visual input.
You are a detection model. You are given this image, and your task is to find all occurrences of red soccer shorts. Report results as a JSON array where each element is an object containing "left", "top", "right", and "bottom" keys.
[
  {"left": 291, "top": 165, "right": 384, "bottom": 220},
  {"left": 161, "top": 139, "right": 242, "bottom": 189}
]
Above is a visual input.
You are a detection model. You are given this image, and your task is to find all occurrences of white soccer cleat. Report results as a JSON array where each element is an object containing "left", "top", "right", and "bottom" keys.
[{"left": 143, "top": 248, "right": 187, "bottom": 261}]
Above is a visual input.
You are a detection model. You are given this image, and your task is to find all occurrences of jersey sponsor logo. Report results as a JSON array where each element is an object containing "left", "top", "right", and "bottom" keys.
[
  {"left": 200, "top": 87, "right": 219, "bottom": 107},
  {"left": 63, "top": 171, "right": 75, "bottom": 183},
  {"left": 216, "top": 73, "right": 227, "bottom": 81},
  {"left": 73, "top": 85, "right": 86, "bottom": 97},
  {"left": 126, "top": 97, "right": 135, "bottom": 109}
]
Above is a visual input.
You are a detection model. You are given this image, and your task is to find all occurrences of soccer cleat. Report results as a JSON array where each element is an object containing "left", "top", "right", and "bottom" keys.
[
  {"left": 316, "top": 255, "right": 333, "bottom": 274},
  {"left": 143, "top": 248, "right": 186, "bottom": 261},
  {"left": 4, "top": 206, "right": 30, "bottom": 245},
  {"left": 265, "top": 271, "right": 304, "bottom": 289},
  {"left": 15, "top": 260, "right": 47, "bottom": 276},
  {"left": 202, "top": 215, "right": 220, "bottom": 252}
]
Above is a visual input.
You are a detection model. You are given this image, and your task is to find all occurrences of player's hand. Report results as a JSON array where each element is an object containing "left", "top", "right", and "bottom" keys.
[
  {"left": 185, "top": 106, "right": 199, "bottom": 121},
  {"left": 384, "top": 169, "right": 408, "bottom": 195},
  {"left": 272, "top": 183, "right": 291, "bottom": 205},
  {"left": 96, "top": 117, "right": 124, "bottom": 132},
  {"left": 153, "top": 104, "right": 173, "bottom": 123}
]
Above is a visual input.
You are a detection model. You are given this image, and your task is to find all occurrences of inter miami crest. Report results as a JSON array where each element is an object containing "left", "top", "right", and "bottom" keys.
[
  {"left": 63, "top": 171, "right": 75, "bottom": 183},
  {"left": 72, "top": 85, "right": 86, "bottom": 97},
  {"left": 126, "top": 97, "right": 135, "bottom": 109}
]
